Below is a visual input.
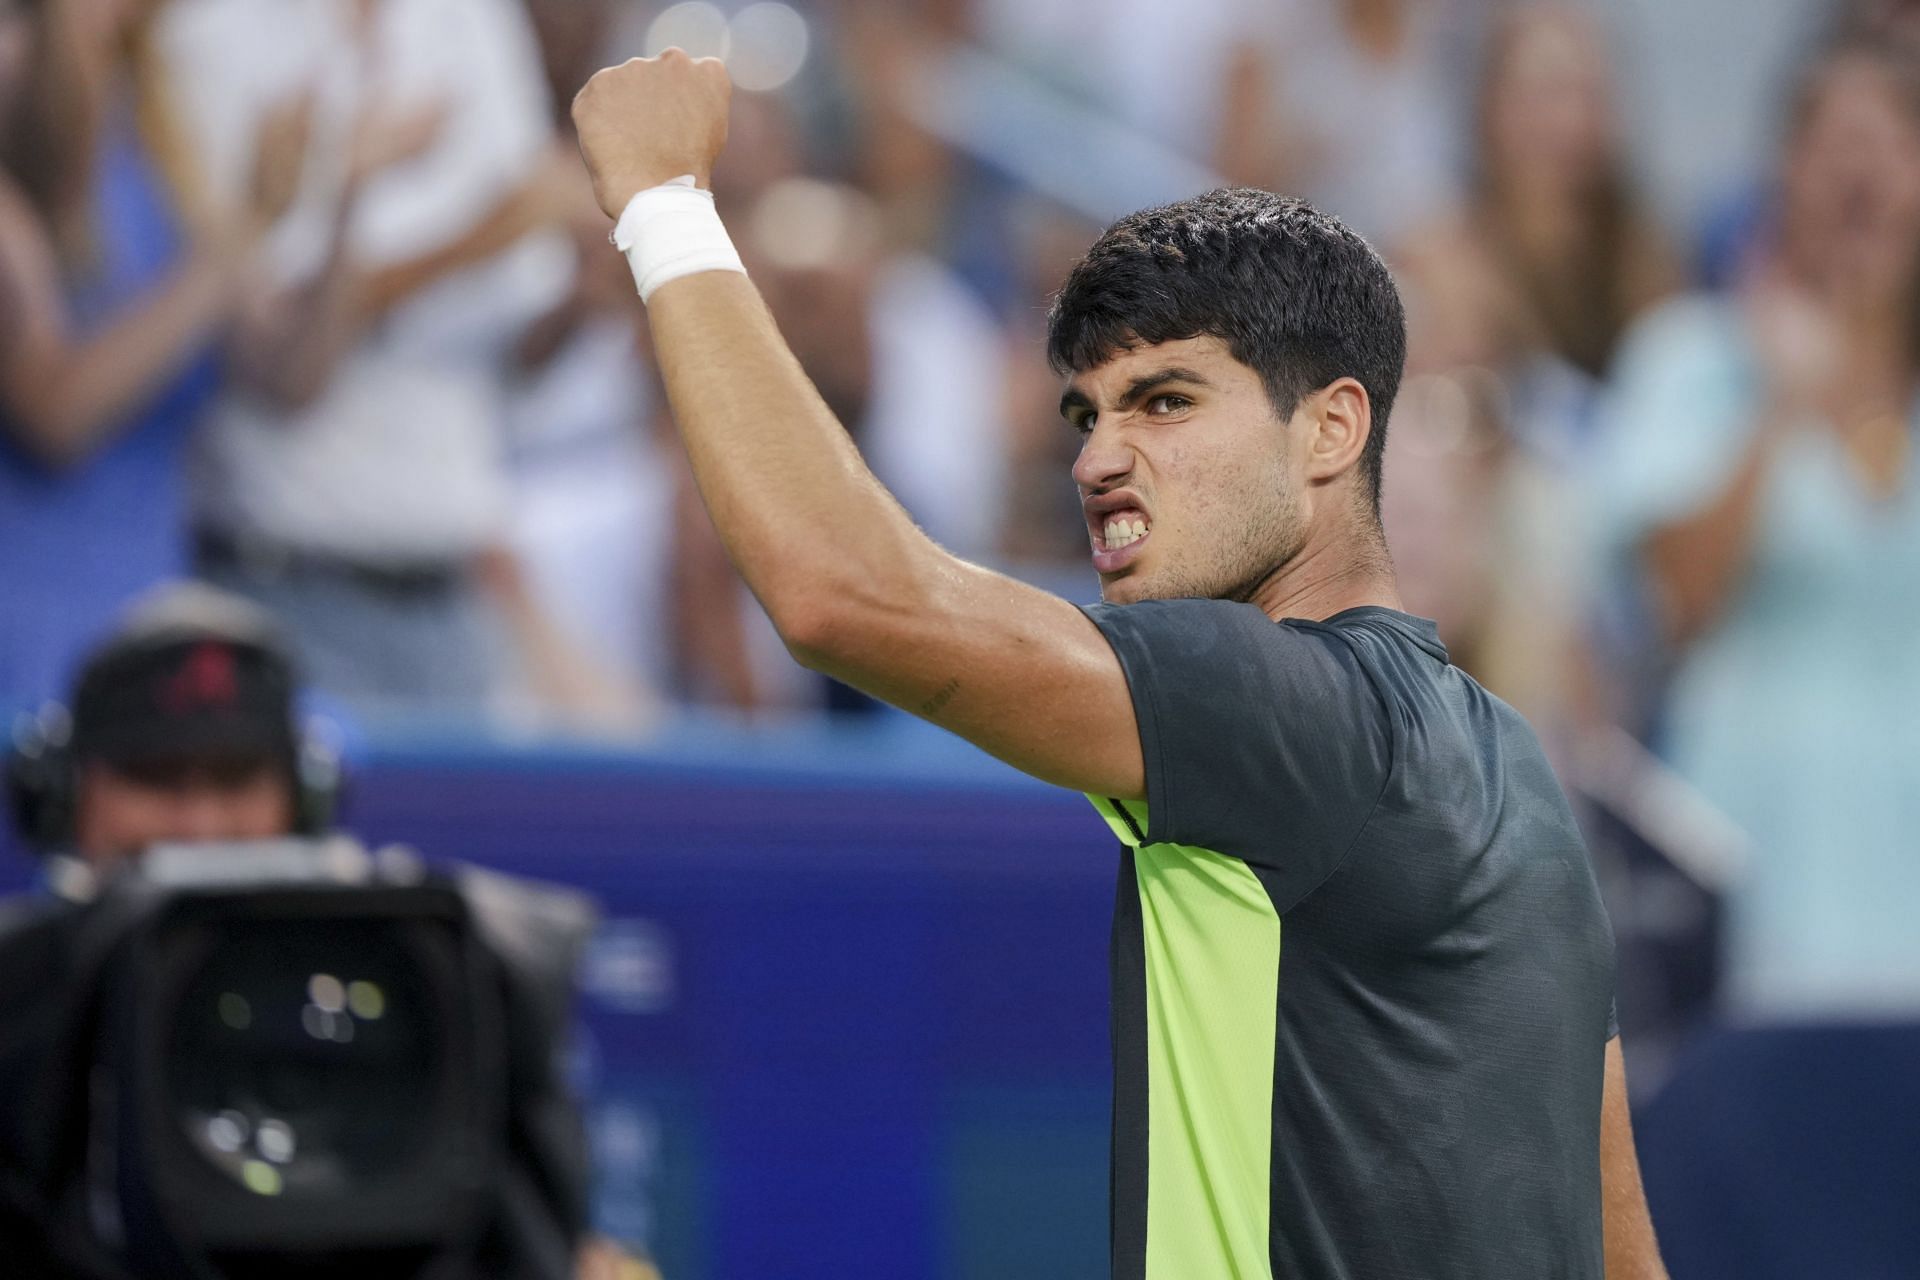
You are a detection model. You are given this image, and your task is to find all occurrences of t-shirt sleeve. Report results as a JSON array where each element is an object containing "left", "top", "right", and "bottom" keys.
[{"left": 1084, "top": 598, "right": 1392, "bottom": 909}]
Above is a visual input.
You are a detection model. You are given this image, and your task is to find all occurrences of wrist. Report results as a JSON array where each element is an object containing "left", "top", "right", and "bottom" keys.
[
  {"left": 610, "top": 177, "right": 745, "bottom": 303},
  {"left": 600, "top": 161, "right": 712, "bottom": 215}
]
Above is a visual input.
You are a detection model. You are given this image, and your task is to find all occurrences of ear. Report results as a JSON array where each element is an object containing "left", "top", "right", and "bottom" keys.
[{"left": 1302, "top": 377, "right": 1372, "bottom": 486}]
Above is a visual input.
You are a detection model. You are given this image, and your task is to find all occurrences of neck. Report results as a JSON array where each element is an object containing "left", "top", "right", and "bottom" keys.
[{"left": 1246, "top": 518, "right": 1402, "bottom": 623}]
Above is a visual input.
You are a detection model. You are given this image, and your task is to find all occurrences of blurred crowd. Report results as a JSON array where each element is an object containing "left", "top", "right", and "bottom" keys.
[{"left": 3, "top": 0, "right": 1919, "bottom": 1038}]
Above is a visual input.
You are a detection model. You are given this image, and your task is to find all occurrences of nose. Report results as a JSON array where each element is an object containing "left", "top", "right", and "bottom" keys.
[
  {"left": 166, "top": 782, "right": 244, "bottom": 841},
  {"left": 1072, "top": 417, "right": 1133, "bottom": 494}
]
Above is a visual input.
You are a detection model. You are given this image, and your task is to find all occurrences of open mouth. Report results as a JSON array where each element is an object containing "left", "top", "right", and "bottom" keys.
[{"left": 1090, "top": 510, "right": 1151, "bottom": 574}]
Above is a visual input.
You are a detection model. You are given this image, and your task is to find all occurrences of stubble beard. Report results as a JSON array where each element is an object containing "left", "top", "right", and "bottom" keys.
[{"left": 1121, "top": 474, "right": 1305, "bottom": 605}]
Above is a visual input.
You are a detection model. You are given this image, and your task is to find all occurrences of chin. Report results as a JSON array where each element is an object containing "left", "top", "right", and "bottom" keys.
[{"left": 1098, "top": 573, "right": 1158, "bottom": 605}]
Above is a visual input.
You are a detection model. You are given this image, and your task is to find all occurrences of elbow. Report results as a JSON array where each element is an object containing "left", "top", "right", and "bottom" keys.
[
  {"left": 767, "top": 588, "right": 851, "bottom": 674},
  {"left": 763, "top": 540, "right": 944, "bottom": 674},
  {"left": 767, "top": 568, "right": 918, "bottom": 676}
]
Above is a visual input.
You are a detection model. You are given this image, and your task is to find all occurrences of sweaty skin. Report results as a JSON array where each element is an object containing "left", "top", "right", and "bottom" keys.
[{"left": 570, "top": 50, "right": 1665, "bottom": 1279}]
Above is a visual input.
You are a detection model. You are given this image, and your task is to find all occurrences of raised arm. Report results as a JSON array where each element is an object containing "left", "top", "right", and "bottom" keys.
[
  {"left": 1638, "top": 409, "right": 1790, "bottom": 648},
  {"left": 0, "top": 95, "right": 311, "bottom": 466},
  {"left": 571, "top": 53, "right": 1142, "bottom": 798},
  {"left": 352, "top": 147, "right": 577, "bottom": 320},
  {"left": 1640, "top": 280, "right": 1902, "bottom": 649},
  {"left": 0, "top": 186, "right": 254, "bottom": 468},
  {"left": 227, "top": 96, "right": 457, "bottom": 409}
]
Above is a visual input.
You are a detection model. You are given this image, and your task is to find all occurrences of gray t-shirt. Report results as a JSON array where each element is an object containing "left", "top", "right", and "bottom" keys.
[{"left": 1083, "top": 600, "right": 1616, "bottom": 1280}]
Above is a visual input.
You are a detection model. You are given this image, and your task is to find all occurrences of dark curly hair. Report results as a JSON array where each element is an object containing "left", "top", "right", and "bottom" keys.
[{"left": 1046, "top": 189, "right": 1407, "bottom": 516}]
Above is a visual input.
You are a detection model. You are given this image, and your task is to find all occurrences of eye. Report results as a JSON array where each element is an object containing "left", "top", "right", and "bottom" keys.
[
  {"left": 1146, "top": 394, "right": 1192, "bottom": 416},
  {"left": 1068, "top": 410, "right": 1095, "bottom": 436}
]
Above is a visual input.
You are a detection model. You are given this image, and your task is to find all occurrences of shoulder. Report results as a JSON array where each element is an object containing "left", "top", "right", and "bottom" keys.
[
  {"left": 1085, "top": 599, "right": 1389, "bottom": 733},
  {"left": 1089, "top": 601, "right": 1396, "bottom": 868},
  {"left": 1085, "top": 597, "right": 1355, "bottom": 666}
]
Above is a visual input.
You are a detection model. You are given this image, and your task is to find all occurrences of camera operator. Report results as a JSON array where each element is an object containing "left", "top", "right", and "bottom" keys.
[
  {"left": 3, "top": 584, "right": 642, "bottom": 1279},
  {"left": 6, "top": 585, "right": 338, "bottom": 887}
]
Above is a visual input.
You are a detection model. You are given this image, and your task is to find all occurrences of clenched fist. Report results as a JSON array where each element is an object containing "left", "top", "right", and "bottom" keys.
[{"left": 571, "top": 49, "right": 732, "bottom": 220}]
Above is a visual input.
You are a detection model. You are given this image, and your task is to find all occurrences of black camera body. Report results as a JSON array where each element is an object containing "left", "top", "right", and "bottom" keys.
[{"left": 0, "top": 840, "right": 594, "bottom": 1280}]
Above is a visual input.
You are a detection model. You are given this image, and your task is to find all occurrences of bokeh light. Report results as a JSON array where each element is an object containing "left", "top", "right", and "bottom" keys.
[
  {"left": 240, "top": 1159, "right": 282, "bottom": 1197},
  {"left": 256, "top": 1119, "right": 296, "bottom": 1165},
  {"left": 307, "top": 973, "right": 345, "bottom": 1014},
  {"left": 347, "top": 979, "right": 385, "bottom": 1021},
  {"left": 644, "top": 2, "right": 730, "bottom": 60},
  {"left": 207, "top": 1112, "right": 247, "bottom": 1154},
  {"left": 216, "top": 992, "right": 251, "bottom": 1031},
  {"left": 727, "top": 3, "right": 809, "bottom": 93}
]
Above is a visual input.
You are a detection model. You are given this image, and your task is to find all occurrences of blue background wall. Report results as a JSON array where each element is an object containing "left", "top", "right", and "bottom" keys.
[{"left": 348, "top": 723, "right": 1120, "bottom": 1280}]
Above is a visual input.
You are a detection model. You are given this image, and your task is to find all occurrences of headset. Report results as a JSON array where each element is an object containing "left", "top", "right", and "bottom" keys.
[{"left": 5, "top": 628, "right": 343, "bottom": 856}]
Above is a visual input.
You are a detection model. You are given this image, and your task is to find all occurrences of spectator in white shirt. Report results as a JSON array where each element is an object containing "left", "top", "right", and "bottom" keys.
[{"left": 156, "top": 0, "right": 577, "bottom": 716}]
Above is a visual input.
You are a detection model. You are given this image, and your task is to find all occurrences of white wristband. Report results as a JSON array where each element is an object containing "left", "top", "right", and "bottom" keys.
[{"left": 610, "top": 175, "right": 746, "bottom": 303}]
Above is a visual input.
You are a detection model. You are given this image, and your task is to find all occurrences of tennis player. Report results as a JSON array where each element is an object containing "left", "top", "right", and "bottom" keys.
[{"left": 573, "top": 51, "right": 1666, "bottom": 1280}]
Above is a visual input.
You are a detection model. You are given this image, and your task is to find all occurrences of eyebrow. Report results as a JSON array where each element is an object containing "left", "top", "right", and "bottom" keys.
[{"left": 1058, "top": 366, "right": 1215, "bottom": 422}]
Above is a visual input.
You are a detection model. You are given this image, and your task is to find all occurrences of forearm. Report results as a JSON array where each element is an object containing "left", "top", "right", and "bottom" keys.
[
  {"left": 358, "top": 182, "right": 544, "bottom": 318},
  {"left": 230, "top": 180, "right": 366, "bottom": 408},
  {"left": 564, "top": 53, "right": 915, "bottom": 637},
  {"left": 671, "top": 472, "right": 766, "bottom": 710},
  {"left": 1640, "top": 408, "right": 1789, "bottom": 647},
  {"left": 569, "top": 52, "right": 1143, "bottom": 794},
  {"left": 644, "top": 269, "right": 943, "bottom": 647},
  {"left": 1600, "top": 1039, "right": 1667, "bottom": 1279},
  {"left": 6, "top": 242, "right": 244, "bottom": 465}
]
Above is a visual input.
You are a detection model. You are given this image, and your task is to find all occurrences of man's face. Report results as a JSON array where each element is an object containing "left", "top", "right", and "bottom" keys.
[
  {"left": 1781, "top": 57, "right": 1920, "bottom": 300},
  {"left": 1062, "top": 336, "right": 1307, "bottom": 605},
  {"left": 72, "top": 756, "right": 297, "bottom": 868}
]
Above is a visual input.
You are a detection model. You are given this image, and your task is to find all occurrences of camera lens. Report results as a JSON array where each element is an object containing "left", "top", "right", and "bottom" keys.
[{"left": 164, "top": 920, "right": 443, "bottom": 1198}]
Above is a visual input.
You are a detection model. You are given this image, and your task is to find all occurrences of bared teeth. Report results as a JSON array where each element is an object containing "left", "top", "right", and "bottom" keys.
[{"left": 1102, "top": 517, "right": 1148, "bottom": 549}]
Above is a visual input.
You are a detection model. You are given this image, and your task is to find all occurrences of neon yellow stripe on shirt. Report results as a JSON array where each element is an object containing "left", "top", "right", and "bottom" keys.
[{"left": 1090, "top": 797, "right": 1281, "bottom": 1278}]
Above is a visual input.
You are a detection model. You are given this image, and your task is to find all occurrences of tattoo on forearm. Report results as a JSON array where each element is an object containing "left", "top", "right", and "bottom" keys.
[{"left": 919, "top": 677, "right": 960, "bottom": 717}]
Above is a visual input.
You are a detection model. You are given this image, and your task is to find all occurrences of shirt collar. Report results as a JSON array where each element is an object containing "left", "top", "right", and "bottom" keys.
[{"left": 1317, "top": 606, "right": 1449, "bottom": 662}]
